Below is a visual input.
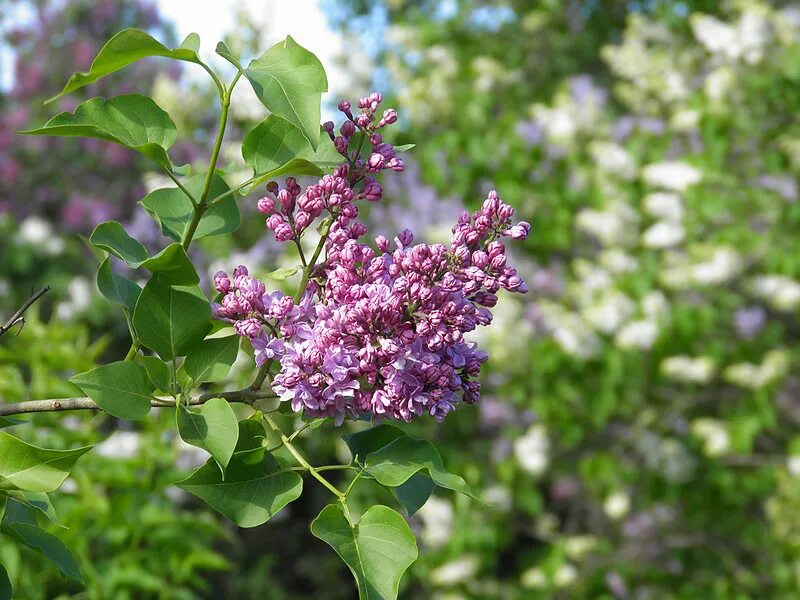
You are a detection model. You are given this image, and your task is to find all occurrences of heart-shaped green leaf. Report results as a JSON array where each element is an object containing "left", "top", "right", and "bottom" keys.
[
  {"left": 311, "top": 504, "right": 418, "bottom": 600},
  {"left": 90, "top": 221, "right": 148, "bottom": 266},
  {"left": 244, "top": 36, "right": 328, "bottom": 149},
  {"left": 96, "top": 258, "right": 141, "bottom": 310},
  {"left": 141, "top": 356, "right": 171, "bottom": 392},
  {"left": 393, "top": 473, "right": 436, "bottom": 517},
  {"left": 1, "top": 500, "right": 82, "bottom": 583},
  {"left": 69, "top": 361, "right": 155, "bottom": 420},
  {"left": 140, "top": 172, "right": 239, "bottom": 242},
  {"left": 20, "top": 94, "right": 177, "bottom": 168},
  {"left": 133, "top": 277, "right": 211, "bottom": 360},
  {"left": 177, "top": 398, "right": 239, "bottom": 471},
  {"left": 215, "top": 41, "right": 243, "bottom": 70},
  {"left": 176, "top": 447, "right": 302, "bottom": 527},
  {"left": 0, "top": 434, "right": 91, "bottom": 493},
  {"left": 363, "top": 435, "right": 478, "bottom": 501},
  {"left": 139, "top": 244, "right": 198, "bottom": 285},
  {"left": 181, "top": 335, "right": 239, "bottom": 385},
  {"left": 242, "top": 115, "right": 341, "bottom": 188},
  {"left": 48, "top": 29, "right": 202, "bottom": 102}
]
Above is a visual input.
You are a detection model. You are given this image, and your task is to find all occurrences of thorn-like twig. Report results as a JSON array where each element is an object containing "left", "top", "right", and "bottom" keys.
[{"left": 0, "top": 286, "right": 51, "bottom": 338}]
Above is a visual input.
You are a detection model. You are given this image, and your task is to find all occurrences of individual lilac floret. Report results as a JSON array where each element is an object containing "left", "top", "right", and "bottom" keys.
[{"left": 213, "top": 92, "right": 529, "bottom": 425}]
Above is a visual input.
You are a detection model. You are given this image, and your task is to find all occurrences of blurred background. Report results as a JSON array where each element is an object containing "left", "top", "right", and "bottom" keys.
[{"left": 2, "top": 0, "right": 800, "bottom": 598}]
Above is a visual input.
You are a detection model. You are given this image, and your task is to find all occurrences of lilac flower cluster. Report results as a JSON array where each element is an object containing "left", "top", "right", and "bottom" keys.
[{"left": 213, "top": 93, "right": 530, "bottom": 423}]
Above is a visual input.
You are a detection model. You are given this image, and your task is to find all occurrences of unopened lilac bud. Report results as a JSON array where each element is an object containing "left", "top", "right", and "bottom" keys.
[
  {"left": 266, "top": 181, "right": 279, "bottom": 194},
  {"left": 338, "top": 99, "right": 351, "bottom": 113},
  {"left": 257, "top": 196, "right": 275, "bottom": 214},
  {"left": 380, "top": 109, "right": 398, "bottom": 125},
  {"left": 234, "top": 318, "right": 261, "bottom": 339},
  {"left": 498, "top": 203, "right": 514, "bottom": 220},
  {"left": 233, "top": 265, "right": 248, "bottom": 278},
  {"left": 375, "top": 235, "right": 389, "bottom": 252},
  {"left": 367, "top": 153, "right": 385, "bottom": 171},
  {"left": 323, "top": 121, "right": 334, "bottom": 133},
  {"left": 213, "top": 271, "right": 231, "bottom": 293},
  {"left": 370, "top": 133, "right": 382, "bottom": 146},
  {"left": 395, "top": 228, "right": 413, "bottom": 248},
  {"left": 504, "top": 221, "right": 531, "bottom": 240},
  {"left": 334, "top": 136, "right": 349, "bottom": 155},
  {"left": 356, "top": 113, "right": 372, "bottom": 128},
  {"left": 266, "top": 214, "right": 285, "bottom": 230},
  {"left": 361, "top": 179, "right": 383, "bottom": 202},
  {"left": 295, "top": 211, "right": 311, "bottom": 229},
  {"left": 340, "top": 120, "right": 356, "bottom": 137}
]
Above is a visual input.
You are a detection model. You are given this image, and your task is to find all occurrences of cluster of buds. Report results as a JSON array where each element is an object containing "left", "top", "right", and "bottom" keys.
[{"left": 213, "top": 92, "right": 530, "bottom": 424}]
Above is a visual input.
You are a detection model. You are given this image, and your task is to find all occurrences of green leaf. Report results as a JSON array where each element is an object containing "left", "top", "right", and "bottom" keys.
[
  {"left": 215, "top": 41, "right": 243, "bottom": 70},
  {"left": 97, "top": 258, "right": 141, "bottom": 310},
  {"left": 393, "top": 144, "right": 415, "bottom": 152},
  {"left": 69, "top": 361, "right": 154, "bottom": 420},
  {"left": 235, "top": 419, "right": 267, "bottom": 452},
  {"left": 133, "top": 277, "right": 211, "bottom": 360},
  {"left": 242, "top": 115, "right": 341, "bottom": 188},
  {"left": 393, "top": 473, "right": 435, "bottom": 517},
  {"left": 48, "top": 28, "right": 202, "bottom": 102},
  {"left": 4, "top": 491, "right": 62, "bottom": 527},
  {"left": 244, "top": 36, "right": 328, "bottom": 149},
  {"left": 311, "top": 504, "right": 418, "bottom": 600},
  {"left": 177, "top": 399, "right": 239, "bottom": 471},
  {"left": 0, "top": 561, "right": 10, "bottom": 600},
  {"left": 140, "top": 172, "right": 239, "bottom": 242},
  {"left": 141, "top": 356, "right": 171, "bottom": 392},
  {"left": 0, "top": 433, "right": 91, "bottom": 493},
  {"left": 21, "top": 94, "right": 177, "bottom": 168},
  {"left": 176, "top": 447, "right": 302, "bottom": 527},
  {"left": 181, "top": 335, "right": 239, "bottom": 384},
  {"left": 343, "top": 423, "right": 406, "bottom": 463},
  {"left": 90, "top": 221, "right": 148, "bottom": 266},
  {"left": 364, "top": 436, "right": 478, "bottom": 500},
  {"left": 1, "top": 500, "right": 82, "bottom": 583},
  {"left": 139, "top": 243, "right": 198, "bottom": 285},
  {"left": 262, "top": 266, "right": 300, "bottom": 281},
  {"left": 0, "top": 417, "right": 25, "bottom": 430}
]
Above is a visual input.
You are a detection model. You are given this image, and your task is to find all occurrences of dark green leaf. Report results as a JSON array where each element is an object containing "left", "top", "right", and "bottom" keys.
[
  {"left": 393, "top": 473, "right": 435, "bottom": 517},
  {"left": 139, "top": 172, "right": 239, "bottom": 242},
  {"left": 0, "top": 417, "right": 25, "bottom": 430},
  {"left": 21, "top": 94, "right": 177, "bottom": 168},
  {"left": 141, "top": 356, "right": 171, "bottom": 391},
  {"left": 1, "top": 501, "right": 82, "bottom": 583},
  {"left": 242, "top": 115, "right": 341, "bottom": 188},
  {"left": 343, "top": 423, "right": 406, "bottom": 463},
  {"left": 235, "top": 419, "right": 267, "bottom": 452},
  {"left": 133, "top": 277, "right": 211, "bottom": 360},
  {"left": 0, "top": 433, "right": 91, "bottom": 492},
  {"left": 69, "top": 361, "right": 154, "bottom": 420},
  {"left": 97, "top": 258, "right": 141, "bottom": 310},
  {"left": 90, "top": 221, "right": 148, "bottom": 266},
  {"left": 139, "top": 243, "right": 198, "bottom": 285},
  {"left": 311, "top": 504, "right": 418, "bottom": 600},
  {"left": 48, "top": 29, "right": 202, "bottom": 102},
  {"left": 364, "top": 436, "right": 478, "bottom": 500},
  {"left": 0, "top": 561, "right": 10, "bottom": 600},
  {"left": 4, "top": 491, "right": 61, "bottom": 527},
  {"left": 177, "top": 399, "right": 239, "bottom": 470},
  {"left": 176, "top": 447, "right": 302, "bottom": 527},
  {"left": 182, "top": 335, "right": 239, "bottom": 384},
  {"left": 244, "top": 36, "right": 328, "bottom": 148}
]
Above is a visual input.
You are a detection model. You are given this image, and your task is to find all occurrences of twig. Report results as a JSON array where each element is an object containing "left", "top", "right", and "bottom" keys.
[
  {"left": 0, "top": 286, "right": 51, "bottom": 338},
  {"left": 0, "top": 387, "right": 278, "bottom": 417}
]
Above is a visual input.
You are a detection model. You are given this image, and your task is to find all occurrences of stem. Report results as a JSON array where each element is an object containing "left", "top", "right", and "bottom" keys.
[
  {"left": 0, "top": 388, "right": 278, "bottom": 417},
  {"left": 343, "top": 468, "right": 364, "bottom": 499},
  {"left": 182, "top": 72, "right": 242, "bottom": 251},
  {"left": 164, "top": 169, "right": 198, "bottom": 206},
  {"left": 0, "top": 286, "right": 51, "bottom": 337},
  {"left": 124, "top": 342, "right": 140, "bottom": 361},
  {"left": 262, "top": 414, "right": 345, "bottom": 500},
  {"left": 206, "top": 176, "right": 257, "bottom": 207}
]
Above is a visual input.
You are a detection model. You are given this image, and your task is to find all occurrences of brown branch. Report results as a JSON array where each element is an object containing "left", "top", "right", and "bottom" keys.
[
  {"left": 0, "top": 286, "right": 51, "bottom": 337},
  {"left": 0, "top": 388, "right": 278, "bottom": 417}
]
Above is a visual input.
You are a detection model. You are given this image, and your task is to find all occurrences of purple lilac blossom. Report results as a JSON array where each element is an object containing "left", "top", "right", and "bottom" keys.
[{"left": 212, "top": 92, "right": 530, "bottom": 424}]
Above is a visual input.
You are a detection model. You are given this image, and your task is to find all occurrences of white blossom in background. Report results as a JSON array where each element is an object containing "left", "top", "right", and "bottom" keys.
[
  {"left": 662, "top": 247, "right": 744, "bottom": 289},
  {"left": 520, "top": 567, "right": 548, "bottom": 589},
  {"left": 514, "top": 424, "right": 550, "bottom": 476},
  {"left": 55, "top": 277, "right": 92, "bottom": 321},
  {"left": 642, "top": 161, "right": 702, "bottom": 192},
  {"left": 642, "top": 290, "right": 670, "bottom": 323},
  {"left": 537, "top": 301, "right": 601, "bottom": 358},
  {"left": 749, "top": 275, "right": 800, "bottom": 311},
  {"left": 787, "top": 456, "right": 800, "bottom": 478},
  {"left": 724, "top": 349, "right": 790, "bottom": 390},
  {"left": 564, "top": 536, "right": 598, "bottom": 560},
  {"left": 691, "top": 11, "right": 769, "bottom": 64},
  {"left": 660, "top": 355, "right": 716, "bottom": 384},
  {"left": 603, "top": 491, "right": 631, "bottom": 519},
  {"left": 554, "top": 563, "right": 578, "bottom": 588},
  {"left": 704, "top": 66, "right": 736, "bottom": 103},
  {"left": 576, "top": 202, "right": 639, "bottom": 246},
  {"left": 17, "top": 216, "right": 51, "bottom": 245},
  {"left": 598, "top": 248, "right": 639, "bottom": 274},
  {"left": 691, "top": 418, "right": 730, "bottom": 456},
  {"left": 430, "top": 555, "right": 480, "bottom": 587},
  {"left": 670, "top": 109, "right": 701, "bottom": 131},
  {"left": 615, "top": 319, "right": 658, "bottom": 350},
  {"left": 643, "top": 192, "right": 684, "bottom": 221},
  {"left": 589, "top": 140, "right": 637, "bottom": 180},
  {"left": 642, "top": 220, "right": 685, "bottom": 248},
  {"left": 582, "top": 291, "right": 636, "bottom": 335},
  {"left": 417, "top": 496, "right": 454, "bottom": 549},
  {"left": 96, "top": 431, "right": 141, "bottom": 459}
]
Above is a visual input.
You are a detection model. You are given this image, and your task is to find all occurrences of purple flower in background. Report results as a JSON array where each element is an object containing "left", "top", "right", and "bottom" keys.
[{"left": 734, "top": 306, "right": 766, "bottom": 339}]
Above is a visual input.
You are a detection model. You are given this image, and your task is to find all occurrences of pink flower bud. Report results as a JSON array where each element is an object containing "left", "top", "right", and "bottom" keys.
[{"left": 257, "top": 196, "right": 275, "bottom": 214}]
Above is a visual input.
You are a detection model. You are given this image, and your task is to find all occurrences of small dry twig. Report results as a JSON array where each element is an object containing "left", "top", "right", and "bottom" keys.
[{"left": 0, "top": 285, "right": 51, "bottom": 338}]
